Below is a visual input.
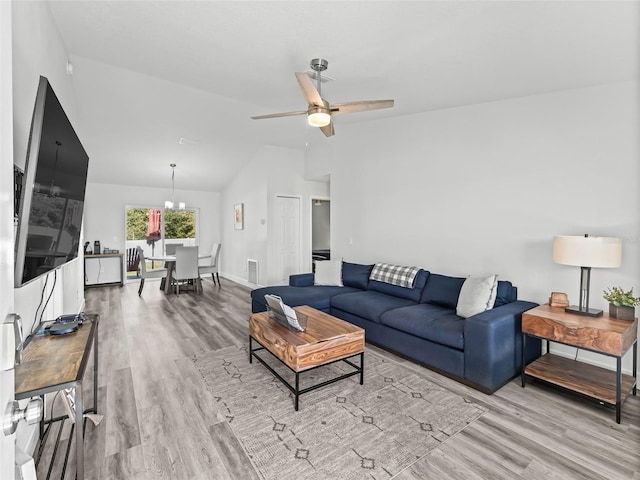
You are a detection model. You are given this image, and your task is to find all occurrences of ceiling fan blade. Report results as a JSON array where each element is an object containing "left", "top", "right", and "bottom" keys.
[
  {"left": 331, "top": 99, "right": 394, "bottom": 115},
  {"left": 319, "top": 121, "right": 335, "bottom": 137},
  {"left": 251, "top": 110, "right": 307, "bottom": 120},
  {"left": 295, "top": 72, "right": 323, "bottom": 106}
]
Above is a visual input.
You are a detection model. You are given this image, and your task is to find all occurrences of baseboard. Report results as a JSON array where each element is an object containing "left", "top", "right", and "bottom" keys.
[{"left": 219, "top": 271, "right": 263, "bottom": 289}]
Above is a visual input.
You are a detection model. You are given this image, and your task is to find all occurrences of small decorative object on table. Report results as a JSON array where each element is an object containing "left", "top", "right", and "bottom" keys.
[
  {"left": 603, "top": 286, "right": 639, "bottom": 321},
  {"left": 549, "top": 291, "right": 569, "bottom": 308}
]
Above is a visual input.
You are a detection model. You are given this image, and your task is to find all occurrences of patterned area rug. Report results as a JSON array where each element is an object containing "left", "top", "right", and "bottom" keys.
[{"left": 194, "top": 345, "right": 486, "bottom": 480}]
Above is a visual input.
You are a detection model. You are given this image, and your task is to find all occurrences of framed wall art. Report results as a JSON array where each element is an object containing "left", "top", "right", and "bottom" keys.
[{"left": 234, "top": 203, "right": 244, "bottom": 230}]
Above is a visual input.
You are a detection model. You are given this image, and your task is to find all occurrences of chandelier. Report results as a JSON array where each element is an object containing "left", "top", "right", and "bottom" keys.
[{"left": 165, "top": 163, "right": 185, "bottom": 210}]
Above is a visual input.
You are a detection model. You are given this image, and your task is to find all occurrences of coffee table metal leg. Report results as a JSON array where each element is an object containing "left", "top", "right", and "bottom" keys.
[
  {"left": 249, "top": 336, "right": 253, "bottom": 363},
  {"left": 360, "top": 352, "right": 364, "bottom": 385},
  {"left": 295, "top": 373, "right": 300, "bottom": 411}
]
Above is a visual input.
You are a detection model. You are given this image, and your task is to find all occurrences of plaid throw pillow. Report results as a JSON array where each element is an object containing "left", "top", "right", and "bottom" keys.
[{"left": 369, "top": 263, "right": 421, "bottom": 288}]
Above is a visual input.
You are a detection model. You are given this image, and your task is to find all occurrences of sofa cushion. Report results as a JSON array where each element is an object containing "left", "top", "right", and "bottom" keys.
[
  {"left": 250, "top": 285, "right": 359, "bottom": 312},
  {"left": 421, "top": 273, "right": 465, "bottom": 308},
  {"left": 289, "top": 273, "right": 314, "bottom": 287},
  {"left": 379, "top": 303, "right": 465, "bottom": 350},
  {"left": 342, "top": 262, "right": 374, "bottom": 290},
  {"left": 331, "top": 290, "right": 417, "bottom": 323},
  {"left": 456, "top": 275, "right": 498, "bottom": 318},
  {"left": 314, "top": 260, "right": 343, "bottom": 286},
  {"left": 494, "top": 280, "right": 516, "bottom": 307},
  {"left": 368, "top": 269, "right": 430, "bottom": 302}
]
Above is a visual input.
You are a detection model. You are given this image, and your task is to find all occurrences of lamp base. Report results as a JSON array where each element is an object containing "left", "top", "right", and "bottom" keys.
[{"left": 564, "top": 305, "right": 603, "bottom": 317}]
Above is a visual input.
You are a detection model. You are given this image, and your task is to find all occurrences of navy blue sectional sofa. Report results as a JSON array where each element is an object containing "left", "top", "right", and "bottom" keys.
[{"left": 251, "top": 262, "right": 541, "bottom": 394}]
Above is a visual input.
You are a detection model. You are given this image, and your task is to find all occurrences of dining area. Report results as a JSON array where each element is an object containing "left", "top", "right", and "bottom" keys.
[{"left": 136, "top": 243, "right": 221, "bottom": 295}]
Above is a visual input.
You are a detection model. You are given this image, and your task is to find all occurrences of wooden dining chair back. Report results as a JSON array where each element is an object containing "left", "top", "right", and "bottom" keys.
[
  {"left": 171, "top": 246, "right": 201, "bottom": 295},
  {"left": 136, "top": 246, "right": 167, "bottom": 296},
  {"left": 126, "top": 247, "right": 140, "bottom": 275},
  {"left": 198, "top": 243, "right": 221, "bottom": 286}
]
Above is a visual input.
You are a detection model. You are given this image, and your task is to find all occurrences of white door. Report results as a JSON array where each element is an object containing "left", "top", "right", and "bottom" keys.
[
  {"left": 275, "top": 196, "right": 301, "bottom": 285},
  {"left": 0, "top": 1, "right": 17, "bottom": 477}
]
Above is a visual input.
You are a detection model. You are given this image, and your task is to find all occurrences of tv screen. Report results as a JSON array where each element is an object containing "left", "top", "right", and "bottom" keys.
[{"left": 14, "top": 76, "right": 89, "bottom": 287}]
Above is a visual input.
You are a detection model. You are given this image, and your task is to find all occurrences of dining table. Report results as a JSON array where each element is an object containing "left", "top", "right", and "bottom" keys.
[{"left": 148, "top": 253, "right": 211, "bottom": 294}]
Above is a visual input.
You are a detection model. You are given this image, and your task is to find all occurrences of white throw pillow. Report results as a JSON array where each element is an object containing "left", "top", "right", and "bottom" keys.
[
  {"left": 456, "top": 274, "right": 498, "bottom": 318},
  {"left": 314, "top": 260, "right": 343, "bottom": 286}
]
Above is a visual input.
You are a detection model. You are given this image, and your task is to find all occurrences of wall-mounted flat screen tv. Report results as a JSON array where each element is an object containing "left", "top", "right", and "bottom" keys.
[{"left": 15, "top": 76, "right": 89, "bottom": 287}]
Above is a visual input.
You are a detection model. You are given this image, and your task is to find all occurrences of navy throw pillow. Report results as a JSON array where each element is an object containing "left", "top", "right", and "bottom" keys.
[
  {"left": 494, "top": 280, "right": 515, "bottom": 307},
  {"left": 421, "top": 273, "right": 466, "bottom": 308},
  {"left": 342, "top": 262, "right": 374, "bottom": 290}
]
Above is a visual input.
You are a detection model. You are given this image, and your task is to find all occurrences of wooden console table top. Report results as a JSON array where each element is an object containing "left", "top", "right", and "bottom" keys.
[{"left": 15, "top": 314, "right": 98, "bottom": 398}]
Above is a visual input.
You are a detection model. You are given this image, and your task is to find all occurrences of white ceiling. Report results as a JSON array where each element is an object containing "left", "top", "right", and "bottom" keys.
[{"left": 45, "top": 0, "right": 639, "bottom": 192}]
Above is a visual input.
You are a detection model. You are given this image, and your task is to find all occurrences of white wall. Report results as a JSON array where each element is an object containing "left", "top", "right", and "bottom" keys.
[
  {"left": 12, "top": 2, "right": 85, "bottom": 320},
  {"left": 11, "top": 0, "right": 86, "bottom": 457},
  {"left": 306, "top": 81, "right": 639, "bottom": 374},
  {"left": 83, "top": 183, "right": 221, "bottom": 260},
  {"left": 222, "top": 144, "right": 329, "bottom": 287}
]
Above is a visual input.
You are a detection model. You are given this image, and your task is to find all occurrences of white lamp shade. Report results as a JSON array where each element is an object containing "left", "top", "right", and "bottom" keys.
[{"left": 553, "top": 236, "right": 622, "bottom": 268}]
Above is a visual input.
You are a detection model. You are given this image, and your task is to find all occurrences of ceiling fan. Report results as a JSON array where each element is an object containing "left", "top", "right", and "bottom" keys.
[{"left": 251, "top": 58, "right": 394, "bottom": 137}]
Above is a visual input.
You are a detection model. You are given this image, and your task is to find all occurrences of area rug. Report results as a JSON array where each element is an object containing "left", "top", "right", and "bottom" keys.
[{"left": 193, "top": 345, "right": 486, "bottom": 480}]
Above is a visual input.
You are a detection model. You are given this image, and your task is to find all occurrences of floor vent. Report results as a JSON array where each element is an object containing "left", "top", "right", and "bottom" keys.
[{"left": 247, "top": 259, "right": 258, "bottom": 284}]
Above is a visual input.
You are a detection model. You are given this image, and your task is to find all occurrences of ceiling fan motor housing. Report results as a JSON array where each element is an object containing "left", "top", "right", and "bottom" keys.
[{"left": 310, "top": 58, "right": 328, "bottom": 72}]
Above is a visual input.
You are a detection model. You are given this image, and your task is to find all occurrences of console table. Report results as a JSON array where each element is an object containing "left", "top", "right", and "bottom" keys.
[
  {"left": 15, "top": 314, "right": 99, "bottom": 480},
  {"left": 521, "top": 304, "right": 637, "bottom": 423},
  {"left": 84, "top": 253, "right": 124, "bottom": 287}
]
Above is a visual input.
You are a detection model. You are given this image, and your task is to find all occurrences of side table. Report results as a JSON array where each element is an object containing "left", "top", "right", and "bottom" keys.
[
  {"left": 521, "top": 304, "right": 637, "bottom": 423},
  {"left": 15, "top": 314, "right": 99, "bottom": 479}
]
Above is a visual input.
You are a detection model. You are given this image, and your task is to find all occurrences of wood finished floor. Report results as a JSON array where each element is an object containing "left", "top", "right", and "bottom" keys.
[{"left": 40, "top": 278, "right": 640, "bottom": 479}]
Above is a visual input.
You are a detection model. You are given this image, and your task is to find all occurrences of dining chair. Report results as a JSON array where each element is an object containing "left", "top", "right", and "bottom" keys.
[
  {"left": 198, "top": 243, "right": 221, "bottom": 286},
  {"left": 165, "top": 243, "right": 183, "bottom": 255},
  {"left": 137, "top": 246, "right": 167, "bottom": 296},
  {"left": 171, "top": 246, "right": 201, "bottom": 295},
  {"left": 126, "top": 247, "right": 140, "bottom": 276}
]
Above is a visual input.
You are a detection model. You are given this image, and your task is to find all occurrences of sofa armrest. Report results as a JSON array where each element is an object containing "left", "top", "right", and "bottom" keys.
[
  {"left": 289, "top": 273, "right": 314, "bottom": 287},
  {"left": 463, "top": 300, "right": 540, "bottom": 393}
]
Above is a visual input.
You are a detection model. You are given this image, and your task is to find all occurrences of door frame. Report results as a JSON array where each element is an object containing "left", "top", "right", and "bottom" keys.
[{"left": 1, "top": 1, "right": 17, "bottom": 477}]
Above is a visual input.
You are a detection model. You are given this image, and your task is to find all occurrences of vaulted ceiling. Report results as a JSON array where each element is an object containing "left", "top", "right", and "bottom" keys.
[{"left": 44, "top": 1, "right": 639, "bottom": 192}]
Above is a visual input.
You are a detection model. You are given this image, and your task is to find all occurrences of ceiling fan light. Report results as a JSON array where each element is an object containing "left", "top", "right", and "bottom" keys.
[{"left": 307, "top": 107, "right": 331, "bottom": 127}]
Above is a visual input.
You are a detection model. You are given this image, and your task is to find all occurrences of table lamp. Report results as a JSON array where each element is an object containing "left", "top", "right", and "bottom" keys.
[{"left": 552, "top": 234, "right": 622, "bottom": 317}]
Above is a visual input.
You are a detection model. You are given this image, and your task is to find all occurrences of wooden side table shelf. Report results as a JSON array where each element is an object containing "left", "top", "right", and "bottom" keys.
[
  {"left": 15, "top": 314, "right": 99, "bottom": 480},
  {"left": 521, "top": 304, "right": 637, "bottom": 423}
]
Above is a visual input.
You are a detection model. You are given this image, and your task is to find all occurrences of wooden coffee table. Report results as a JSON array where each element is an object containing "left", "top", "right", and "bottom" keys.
[{"left": 249, "top": 305, "right": 365, "bottom": 410}]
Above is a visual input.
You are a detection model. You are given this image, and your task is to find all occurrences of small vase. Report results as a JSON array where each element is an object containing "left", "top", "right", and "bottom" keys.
[{"left": 609, "top": 304, "right": 635, "bottom": 321}]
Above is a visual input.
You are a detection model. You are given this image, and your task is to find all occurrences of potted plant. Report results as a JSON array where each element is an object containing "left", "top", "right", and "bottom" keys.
[{"left": 602, "top": 286, "right": 639, "bottom": 321}]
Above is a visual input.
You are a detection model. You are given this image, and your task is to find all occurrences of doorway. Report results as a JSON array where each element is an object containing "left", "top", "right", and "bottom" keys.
[
  {"left": 124, "top": 206, "right": 198, "bottom": 282},
  {"left": 311, "top": 198, "right": 330, "bottom": 271}
]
